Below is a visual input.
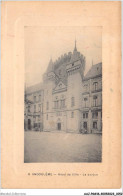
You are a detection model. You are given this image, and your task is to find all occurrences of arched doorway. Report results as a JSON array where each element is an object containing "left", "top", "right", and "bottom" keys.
[
  {"left": 57, "top": 122, "right": 61, "bottom": 130},
  {"left": 57, "top": 118, "right": 61, "bottom": 131}
]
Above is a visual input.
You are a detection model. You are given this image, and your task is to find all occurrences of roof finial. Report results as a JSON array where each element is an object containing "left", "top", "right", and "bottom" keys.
[{"left": 74, "top": 39, "right": 77, "bottom": 51}]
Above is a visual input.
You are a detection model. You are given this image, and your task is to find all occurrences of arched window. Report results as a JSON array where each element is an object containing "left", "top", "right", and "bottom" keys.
[{"left": 84, "top": 97, "right": 88, "bottom": 107}]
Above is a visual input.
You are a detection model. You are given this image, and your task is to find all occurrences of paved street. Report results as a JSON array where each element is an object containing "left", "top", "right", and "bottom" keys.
[{"left": 24, "top": 131, "right": 102, "bottom": 163}]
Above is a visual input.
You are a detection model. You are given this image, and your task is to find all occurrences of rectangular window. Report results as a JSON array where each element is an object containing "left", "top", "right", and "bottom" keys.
[
  {"left": 41, "top": 104, "right": 43, "bottom": 113},
  {"left": 92, "top": 111, "right": 98, "bottom": 118},
  {"left": 28, "top": 105, "right": 30, "bottom": 112},
  {"left": 39, "top": 95, "right": 41, "bottom": 102},
  {"left": 60, "top": 100, "right": 62, "bottom": 108},
  {"left": 84, "top": 84, "right": 88, "bottom": 91},
  {"left": 71, "top": 97, "right": 75, "bottom": 107},
  {"left": 84, "top": 97, "right": 88, "bottom": 107},
  {"left": 60, "top": 99, "right": 65, "bottom": 108},
  {"left": 34, "top": 105, "right": 36, "bottom": 112},
  {"left": 71, "top": 112, "right": 74, "bottom": 118},
  {"left": 54, "top": 101, "right": 56, "bottom": 109},
  {"left": 93, "top": 122, "right": 97, "bottom": 129},
  {"left": 38, "top": 104, "right": 41, "bottom": 112},
  {"left": 83, "top": 113, "right": 88, "bottom": 119},
  {"left": 93, "top": 82, "right": 98, "bottom": 91},
  {"left": 56, "top": 101, "right": 59, "bottom": 109},
  {"left": 93, "top": 96, "right": 98, "bottom": 106},
  {"left": 34, "top": 96, "right": 36, "bottom": 102},
  {"left": 83, "top": 122, "right": 87, "bottom": 129},
  {"left": 63, "top": 99, "right": 65, "bottom": 107},
  {"left": 46, "top": 102, "right": 49, "bottom": 110}
]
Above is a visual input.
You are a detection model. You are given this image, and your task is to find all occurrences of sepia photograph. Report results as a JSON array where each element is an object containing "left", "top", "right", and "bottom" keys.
[
  {"left": 24, "top": 26, "right": 102, "bottom": 163},
  {"left": 1, "top": 1, "right": 121, "bottom": 190}
]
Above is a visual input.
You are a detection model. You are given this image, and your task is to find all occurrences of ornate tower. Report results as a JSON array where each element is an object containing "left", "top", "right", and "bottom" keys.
[{"left": 66, "top": 41, "right": 85, "bottom": 132}]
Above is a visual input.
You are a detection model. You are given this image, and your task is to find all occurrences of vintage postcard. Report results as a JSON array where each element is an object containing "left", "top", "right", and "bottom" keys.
[{"left": 1, "top": 1, "right": 121, "bottom": 188}]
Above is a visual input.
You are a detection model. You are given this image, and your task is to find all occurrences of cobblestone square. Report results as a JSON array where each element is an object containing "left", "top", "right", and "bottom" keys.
[{"left": 24, "top": 131, "right": 102, "bottom": 162}]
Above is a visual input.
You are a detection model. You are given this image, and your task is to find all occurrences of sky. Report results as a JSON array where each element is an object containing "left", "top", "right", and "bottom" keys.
[{"left": 25, "top": 26, "right": 102, "bottom": 87}]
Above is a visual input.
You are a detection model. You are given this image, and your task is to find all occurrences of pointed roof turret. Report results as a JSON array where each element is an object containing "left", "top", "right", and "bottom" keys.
[
  {"left": 47, "top": 57, "right": 54, "bottom": 73},
  {"left": 70, "top": 40, "right": 80, "bottom": 62}
]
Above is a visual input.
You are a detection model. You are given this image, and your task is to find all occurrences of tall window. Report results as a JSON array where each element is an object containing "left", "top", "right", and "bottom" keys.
[
  {"left": 93, "top": 96, "right": 98, "bottom": 106},
  {"left": 28, "top": 105, "right": 30, "bottom": 112},
  {"left": 83, "top": 112, "right": 88, "bottom": 119},
  {"left": 34, "top": 96, "right": 36, "bottom": 102},
  {"left": 83, "top": 122, "right": 87, "bottom": 129},
  {"left": 93, "top": 122, "right": 97, "bottom": 129},
  {"left": 84, "top": 84, "right": 88, "bottom": 91},
  {"left": 84, "top": 97, "right": 88, "bottom": 107},
  {"left": 41, "top": 104, "right": 43, "bottom": 113},
  {"left": 39, "top": 95, "right": 41, "bottom": 102},
  {"left": 71, "top": 112, "right": 74, "bottom": 118},
  {"left": 33, "top": 116, "right": 36, "bottom": 122},
  {"left": 92, "top": 111, "right": 98, "bottom": 118},
  {"left": 60, "top": 99, "right": 65, "bottom": 108},
  {"left": 71, "top": 97, "right": 75, "bottom": 107},
  {"left": 47, "top": 114, "right": 48, "bottom": 120},
  {"left": 38, "top": 104, "right": 41, "bottom": 112},
  {"left": 93, "top": 82, "right": 98, "bottom": 91},
  {"left": 34, "top": 105, "right": 36, "bottom": 112},
  {"left": 56, "top": 101, "right": 59, "bottom": 109},
  {"left": 46, "top": 102, "right": 49, "bottom": 110}
]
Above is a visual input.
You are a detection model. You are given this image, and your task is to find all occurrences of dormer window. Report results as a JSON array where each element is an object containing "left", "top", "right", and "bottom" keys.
[
  {"left": 59, "top": 69, "right": 61, "bottom": 75},
  {"left": 59, "top": 83, "right": 62, "bottom": 88}
]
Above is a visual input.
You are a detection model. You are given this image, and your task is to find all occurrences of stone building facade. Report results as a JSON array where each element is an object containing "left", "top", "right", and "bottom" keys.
[
  {"left": 25, "top": 42, "right": 102, "bottom": 133},
  {"left": 24, "top": 83, "right": 44, "bottom": 131}
]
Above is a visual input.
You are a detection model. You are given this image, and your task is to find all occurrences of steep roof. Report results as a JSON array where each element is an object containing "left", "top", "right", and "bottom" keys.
[
  {"left": 26, "top": 82, "right": 44, "bottom": 94},
  {"left": 84, "top": 62, "right": 102, "bottom": 80}
]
